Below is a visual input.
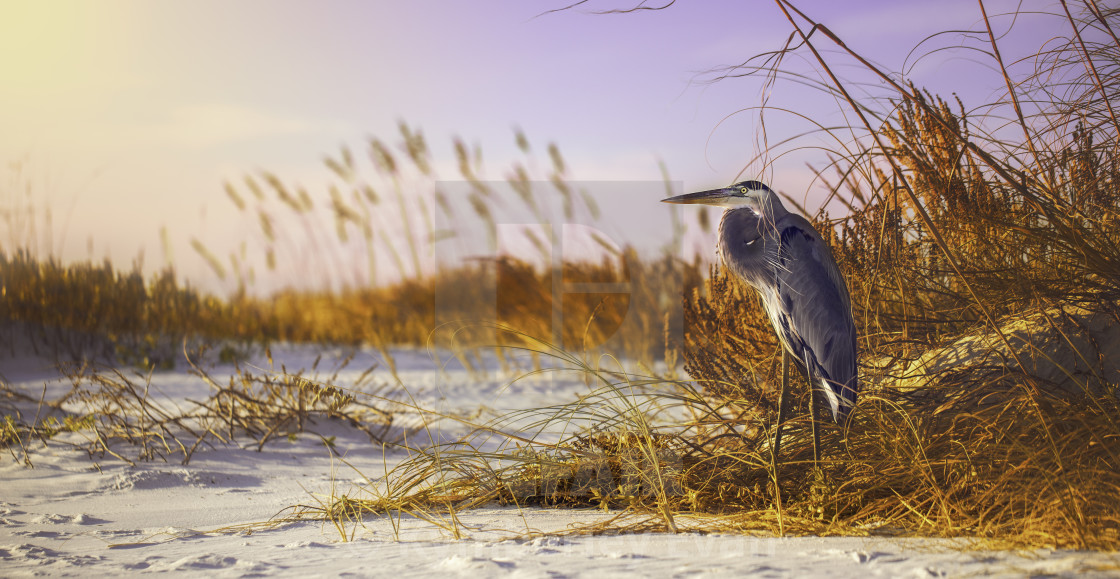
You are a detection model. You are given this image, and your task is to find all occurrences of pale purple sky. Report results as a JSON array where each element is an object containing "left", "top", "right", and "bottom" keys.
[{"left": 1, "top": 1, "right": 1061, "bottom": 292}]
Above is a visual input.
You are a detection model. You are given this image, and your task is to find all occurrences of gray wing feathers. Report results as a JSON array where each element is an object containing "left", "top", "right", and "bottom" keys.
[{"left": 776, "top": 215, "right": 858, "bottom": 418}]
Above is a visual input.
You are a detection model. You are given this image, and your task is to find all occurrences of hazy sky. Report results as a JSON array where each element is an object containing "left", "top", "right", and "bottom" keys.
[{"left": 0, "top": 0, "right": 1058, "bottom": 292}]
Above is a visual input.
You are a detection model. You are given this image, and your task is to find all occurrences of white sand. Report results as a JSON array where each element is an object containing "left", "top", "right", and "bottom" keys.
[{"left": 2, "top": 345, "right": 1118, "bottom": 577}]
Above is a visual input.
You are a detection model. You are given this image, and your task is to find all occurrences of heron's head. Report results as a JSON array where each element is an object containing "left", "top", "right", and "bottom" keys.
[{"left": 661, "top": 180, "right": 786, "bottom": 218}]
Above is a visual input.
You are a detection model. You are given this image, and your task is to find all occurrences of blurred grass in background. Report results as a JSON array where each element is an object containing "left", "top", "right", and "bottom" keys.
[{"left": 0, "top": 125, "right": 705, "bottom": 370}]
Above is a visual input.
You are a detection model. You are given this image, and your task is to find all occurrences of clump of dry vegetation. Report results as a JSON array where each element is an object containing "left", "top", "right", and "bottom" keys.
[
  {"left": 0, "top": 353, "right": 407, "bottom": 468},
  {"left": 675, "top": 0, "right": 1120, "bottom": 548}
]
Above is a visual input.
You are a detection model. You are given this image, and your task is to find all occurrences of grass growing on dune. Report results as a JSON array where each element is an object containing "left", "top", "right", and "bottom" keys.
[
  {"left": 291, "top": 330, "right": 1119, "bottom": 549},
  {"left": 673, "top": 0, "right": 1120, "bottom": 547},
  {"left": 0, "top": 351, "right": 408, "bottom": 467}
]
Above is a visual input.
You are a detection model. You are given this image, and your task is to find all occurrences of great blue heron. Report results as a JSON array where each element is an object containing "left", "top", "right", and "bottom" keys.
[{"left": 663, "top": 180, "right": 858, "bottom": 461}]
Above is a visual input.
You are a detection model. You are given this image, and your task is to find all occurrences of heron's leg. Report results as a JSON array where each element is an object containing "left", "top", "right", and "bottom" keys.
[
  {"left": 808, "top": 377, "right": 821, "bottom": 466},
  {"left": 773, "top": 350, "right": 789, "bottom": 461}
]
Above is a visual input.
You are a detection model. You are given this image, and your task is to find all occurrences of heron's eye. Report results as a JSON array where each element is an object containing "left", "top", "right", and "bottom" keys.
[{"left": 740, "top": 187, "right": 747, "bottom": 194}]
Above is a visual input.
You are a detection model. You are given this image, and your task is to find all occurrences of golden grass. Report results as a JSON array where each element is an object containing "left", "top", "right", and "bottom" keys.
[
  {"left": 0, "top": 246, "right": 699, "bottom": 373},
  {"left": 0, "top": 250, "right": 276, "bottom": 368}
]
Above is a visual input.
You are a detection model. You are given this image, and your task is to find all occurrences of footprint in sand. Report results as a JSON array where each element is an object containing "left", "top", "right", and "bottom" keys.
[{"left": 30, "top": 513, "right": 106, "bottom": 525}]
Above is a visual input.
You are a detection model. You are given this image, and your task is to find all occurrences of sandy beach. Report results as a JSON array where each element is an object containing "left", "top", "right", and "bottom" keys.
[{"left": 3, "top": 345, "right": 1119, "bottom": 577}]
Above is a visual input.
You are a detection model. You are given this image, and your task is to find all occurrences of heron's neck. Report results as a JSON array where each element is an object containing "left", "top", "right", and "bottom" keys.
[{"left": 753, "top": 193, "right": 788, "bottom": 221}]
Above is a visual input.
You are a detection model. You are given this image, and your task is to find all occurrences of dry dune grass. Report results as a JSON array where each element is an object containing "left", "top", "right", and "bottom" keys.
[
  {"left": 644, "top": 0, "right": 1120, "bottom": 548},
  {"left": 1, "top": 351, "right": 405, "bottom": 468}
]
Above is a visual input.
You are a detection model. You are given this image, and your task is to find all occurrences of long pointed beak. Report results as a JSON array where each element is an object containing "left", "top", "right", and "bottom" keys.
[{"left": 661, "top": 187, "right": 734, "bottom": 206}]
